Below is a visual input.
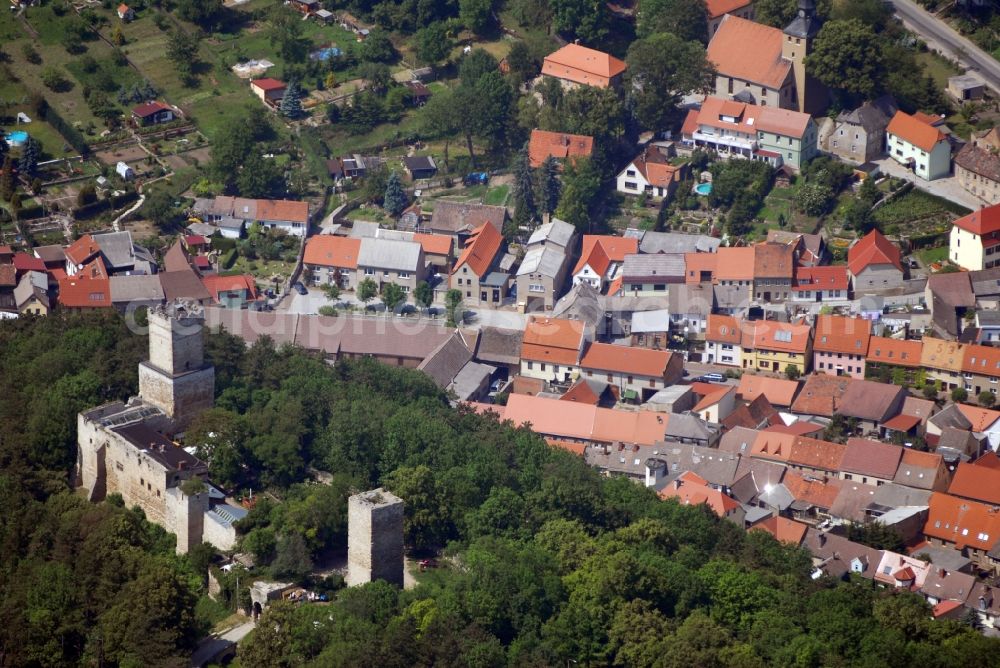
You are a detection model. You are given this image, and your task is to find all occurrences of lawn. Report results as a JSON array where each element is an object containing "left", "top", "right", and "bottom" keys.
[
  {"left": 230, "top": 256, "right": 297, "bottom": 284},
  {"left": 483, "top": 184, "right": 509, "bottom": 206},
  {"left": 917, "top": 245, "right": 949, "bottom": 265},
  {"left": 914, "top": 51, "right": 961, "bottom": 90},
  {"left": 874, "top": 189, "right": 970, "bottom": 226}
]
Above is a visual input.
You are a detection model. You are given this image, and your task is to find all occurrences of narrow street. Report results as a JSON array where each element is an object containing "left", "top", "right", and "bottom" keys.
[{"left": 189, "top": 619, "right": 255, "bottom": 668}]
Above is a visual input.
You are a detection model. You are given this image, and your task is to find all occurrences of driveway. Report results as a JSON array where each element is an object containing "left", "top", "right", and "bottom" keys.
[
  {"left": 874, "top": 157, "right": 985, "bottom": 210},
  {"left": 890, "top": 0, "right": 1000, "bottom": 95},
  {"left": 190, "top": 619, "right": 254, "bottom": 667}
]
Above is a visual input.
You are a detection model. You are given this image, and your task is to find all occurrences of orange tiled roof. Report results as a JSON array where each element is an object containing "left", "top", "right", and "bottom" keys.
[
  {"left": 962, "top": 343, "right": 1000, "bottom": 376},
  {"left": 750, "top": 431, "right": 795, "bottom": 462},
  {"left": 706, "top": 313, "right": 742, "bottom": 344},
  {"left": 741, "top": 320, "right": 811, "bottom": 354},
  {"left": 848, "top": 229, "right": 903, "bottom": 275},
  {"left": 541, "top": 44, "right": 627, "bottom": 88},
  {"left": 58, "top": 258, "right": 110, "bottom": 308},
  {"left": 749, "top": 516, "right": 808, "bottom": 545},
  {"left": 693, "top": 385, "right": 734, "bottom": 412},
  {"left": 545, "top": 438, "right": 587, "bottom": 455},
  {"left": 714, "top": 246, "right": 755, "bottom": 281},
  {"left": 65, "top": 234, "right": 100, "bottom": 266},
  {"left": 737, "top": 374, "right": 800, "bottom": 406},
  {"left": 627, "top": 145, "right": 685, "bottom": 188},
  {"left": 521, "top": 316, "right": 586, "bottom": 365},
  {"left": 706, "top": 0, "right": 752, "bottom": 18},
  {"left": 867, "top": 336, "right": 923, "bottom": 368},
  {"left": 453, "top": 222, "right": 502, "bottom": 278},
  {"left": 503, "top": 393, "right": 668, "bottom": 446},
  {"left": 560, "top": 380, "right": 601, "bottom": 405},
  {"left": 256, "top": 199, "right": 309, "bottom": 223},
  {"left": 413, "top": 232, "right": 453, "bottom": 257},
  {"left": 921, "top": 337, "right": 966, "bottom": 373},
  {"left": 573, "top": 235, "right": 638, "bottom": 277},
  {"left": 580, "top": 342, "right": 673, "bottom": 376},
  {"left": 202, "top": 273, "right": 258, "bottom": 302},
  {"left": 924, "top": 492, "right": 1000, "bottom": 552},
  {"left": 252, "top": 78, "right": 286, "bottom": 91},
  {"left": 813, "top": 315, "right": 871, "bottom": 355},
  {"left": 693, "top": 97, "right": 813, "bottom": 141},
  {"left": 528, "top": 129, "right": 594, "bottom": 168},
  {"left": 955, "top": 404, "right": 1000, "bottom": 432},
  {"left": 788, "top": 436, "right": 846, "bottom": 472},
  {"left": 303, "top": 235, "right": 361, "bottom": 269},
  {"left": 887, "top": 110, "right": 948, "bottom": 153},
  {"left": 659, "top": 471, "right": 740, "bottom": 516},
  {"left": 753, "top": 242, "right": 795, "bottom": 279},
  {"left": 783, "top": 470, "right": 842, "bottom": 509},
  {"left": 949, "top": 462, "right": 1000, "bottom": 506},
  {"left": 791, "top": 373, "right": 852, "bottom": 417},
  {"left": 707, "top": 16, "right": 792, "bottom": 90},
  {"left": 685, "top": 252, "right": 718, "bottom": 284}
]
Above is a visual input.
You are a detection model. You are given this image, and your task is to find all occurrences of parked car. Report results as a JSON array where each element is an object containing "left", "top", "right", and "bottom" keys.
[
  {"left": 293, "top": 282, "right": 307, "bottom": 295},
  {"left": 464, "top": 172, "right": 489, "bottom": 186},
  {"left": 699, "top": 372, "right": 725, "bottom": 383}
]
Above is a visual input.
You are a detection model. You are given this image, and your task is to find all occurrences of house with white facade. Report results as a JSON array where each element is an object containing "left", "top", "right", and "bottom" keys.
[
  {"left": 572, "top": 235, "right": 638, "bottom": 292},
  {"left": 705, "top": 313, "right": 743, "bottom": 367},
  {"left": 950, "top": 203, "right": 1000, "bottom": 272},
  {"left": 680, "top": 96, "right": 818, "bottom": 170},
  {"left": 886, "top": 110, "right": 951, "bottom": 181},
  {"left": 615, "top": 143, "right": 689, "bottom": 199}
]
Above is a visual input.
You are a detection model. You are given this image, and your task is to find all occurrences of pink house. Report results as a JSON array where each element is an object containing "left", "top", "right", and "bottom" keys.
[{"left": 812, "top": 314, "right": 872, "bottom": 380}]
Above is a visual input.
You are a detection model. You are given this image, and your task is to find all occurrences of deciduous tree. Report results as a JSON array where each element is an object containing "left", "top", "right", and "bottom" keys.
[
  {"left": 806, "top": 19, "right": 886, "bottom": 99},
  {"left": 626, "top": 33, "right": 714, "bottom": 131},
  {"left": 637, "top": 0, "right": 709, "bottom": 43}
]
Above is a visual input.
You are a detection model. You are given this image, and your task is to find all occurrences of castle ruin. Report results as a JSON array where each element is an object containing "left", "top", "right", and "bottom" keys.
[{"left": 347, "top": 488, "right": 405, "bottom": 587}]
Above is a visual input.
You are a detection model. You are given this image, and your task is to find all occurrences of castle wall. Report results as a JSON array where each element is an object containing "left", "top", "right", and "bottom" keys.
[
  {"left": 148, "top": 309, "right": 206, "bottom": 375},
  {"left": 203, "top": 514, "right": 238, "bottom": 552},
  {"left": 138, "top": 363, "right": 215, "bottom": 428}
]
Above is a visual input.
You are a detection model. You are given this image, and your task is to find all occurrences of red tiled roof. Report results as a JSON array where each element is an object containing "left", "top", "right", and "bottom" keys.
[
  {"left": 949, "top": 462, "right": 1000, "bottom": 506},
  {"left": 788, "top": 436, "right": 846, "bottom": 472},
  {"left": 753, "top": 242, "right": 795, "bottom": 279},
  {"left": 57, "top": 258, "right": 110, "bottom": 308},
  {"left": 841, "top": 437, "right": 903, "bottom": 479},
  {"left": 887, "top": 110, "right": 948, "bottom": 153},
  {"left": 65, "top": 234, "right": 100, "bottom": 266},
  {"left": 848, "top": 229, "right": 902, "bottom": 275},
  {"left": 741, "top": 320, "right": 811, "bottom": 354},
  {"left": 750, "top": 431, "right": 795, "bottom": 462},
  {"left": 707, "top": 17, "right": 792, "bottom": 90},
  {"left": 684, "top": 252, "right": 717, "bottom": 284},
  {"left": 528, "top": 129, "right": 594, "bottom": 168},
  {"left": 792, "top": 265, "right": 849, "bottom": 292},
  {"left": 706, "top": 313, "right": 742, "bottom": 344},
  {"left": 813, "top": 315, "right": 871, "bottom": 355},
  {"left": 881, "top": 414, "right": 921, "bottom": 432},
  {"left": 201, "top": 273, "right": 258, "bottom": 302},
  {"left": 791, "top": 373, "right": 852, "bottom": 417},
  {"left": 580, "top": 342, "right": 673, "bottom": 376},
  {"left": 545, "top": 438, "right": 587, "bottom": 455},
  {"left": 251, "top": 78, "right": 286, "bottom": 91},
  {"left": 953, "top": 203, "right": 1000, "bottom": 236},
  {"left": 12, "top": 253, "right": 46, "bottom": 273},
  {"left": 762, "top": 421, "right": 823, "bottom": 436},
  {"left": 783, "top": 470, "right": 842, "bottom": 509},
  {"left": 956, "top": 404, "right": 1000, "bottom": 432},
  {"left": 737, "top": 374, "right": 799, "bottom": 406},
  {"left": 659, "top": 471, "right": 740, "bottom": 516},
  {"left": 924, "top": 492, "right": 1000, "bottom": 552},
  {"left": 303, "top": 236, "right": 361, "bottom": 269},
  {"left": 132, "top": 101, "right": 171, "bottom": 118},
  {"left": 867, "top": 336, "right": 923, "bottom": 368},
  {"left": 626, "top": 145, "right": 685, "bottom": 188},
  {"left": 541, "top": 44, "right": 627, "bottom": 88},
  {"left": 453, "top": 223, "right": 502, "bottom": 278},
  {"left": 749, "top": 516, "right": 808, "bottom": 545},
  {"left": 962, "top": 343, "right": 1000, "bottom": 376},
  {"left": 573, "top": 235, "right": 638, "bottom": 278},
  {"left": 714, "top": 246, "right": 755, "bottom": 281},
  {"left": 706, "top": 0, "right": 752, "bottom": 18},
  {"left": 256, "top": 199, "right": 308, "bottom": 223},
  {"left": 412, "top": 233, "right": 453, "bottom": 257},
  {"left": 521, "top": 317, "right": 586, "bottom": 366},
  {"left": 560, "top": 380, "right": 601, "bottom": 405}
]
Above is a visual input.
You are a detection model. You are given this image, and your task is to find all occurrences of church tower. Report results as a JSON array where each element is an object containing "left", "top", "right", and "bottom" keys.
[
  {"left": 138, "top": 300, "right": 214, "bottom": 431},
  {"left": 782, "top": 0, "right": 826, "bottom": 114}
]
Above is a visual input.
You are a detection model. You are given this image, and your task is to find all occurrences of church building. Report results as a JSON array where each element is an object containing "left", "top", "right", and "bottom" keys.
[{"left": 706, "top": 0, "right": 826, "bottom": 114}]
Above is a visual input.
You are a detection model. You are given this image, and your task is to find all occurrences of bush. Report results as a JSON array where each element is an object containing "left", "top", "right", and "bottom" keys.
[
  {"left": 221, "top": 248, "right": 238, "bottom": 269},
  {"left": 979, "top": 391, "right": 997, "bottom": 408},
  {"left": 951, "top": 387, "right": 968, "bottom": 403}
]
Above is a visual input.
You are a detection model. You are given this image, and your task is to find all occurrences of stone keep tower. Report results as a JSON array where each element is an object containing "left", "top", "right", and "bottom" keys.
[
  {"left": 782, "top": 0, "right": 826, "bottom": 115},
  {"left": 138, "top": 301, "right": 214, "bottom": 431},
  {"left": 347, "top": 488, "right": 404, "bottom": 587}
]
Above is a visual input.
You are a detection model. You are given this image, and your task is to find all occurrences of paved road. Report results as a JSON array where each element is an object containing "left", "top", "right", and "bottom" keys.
[
  {"left": 890, "top": 0, "right": 1000, "bottom": 95},
  {"left": 190, "top": 620, "right": 255, "bottom": 667},
  {"left": 875, "top": 156, "right": 985, "bottom": 210}
]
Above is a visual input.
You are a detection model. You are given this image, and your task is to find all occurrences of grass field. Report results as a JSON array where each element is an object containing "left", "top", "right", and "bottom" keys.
[
  {"left": 917, "top": 245, "right": 949, "bottom": 265},
  {"left": 914, "top": 51, "right": 961, "bottom": 90},
  {"left": 483, "top": 184, "right": 509, "bottom": 206}
]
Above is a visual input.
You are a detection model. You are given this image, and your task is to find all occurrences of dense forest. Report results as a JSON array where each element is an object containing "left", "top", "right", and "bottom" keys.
[{"left": 2, "top": 313, "right": 1000, "bottom": 667}]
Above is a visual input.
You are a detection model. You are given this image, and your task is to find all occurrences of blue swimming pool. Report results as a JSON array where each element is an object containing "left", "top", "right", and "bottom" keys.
[
  {"left": 309, "top": 47, "right": 342, "bottom": 61},
  {"left": 5, "top": 130, "right": 28, "bottom": 147},
  {"left": 694, "top": 182, "right": 712, "bottom": 196}
]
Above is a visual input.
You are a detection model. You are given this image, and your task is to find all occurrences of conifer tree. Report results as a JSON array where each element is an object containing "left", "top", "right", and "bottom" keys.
[
  {"left": 537, "top": 156, "right": 561, "bottom": 217},
  {"left": 280, "top": 80, "right": 303, "bottom": 119},
  {"left": 383, "top": 171, "right": 408, "bottom": 217},
  {"left": 511, "top": 143, "right": 536, "bottom": 230}
]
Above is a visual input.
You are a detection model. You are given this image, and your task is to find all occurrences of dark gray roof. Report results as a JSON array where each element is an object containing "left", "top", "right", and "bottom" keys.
[
  {"left": 159, "top": 270, "right": 211, "bottom": 302},
  {"left": 783, "top": 0, "right": 821, "bottom": 39},
  {"left": 357, "top": 237, "right": 422, "bottom": 272},
  {"left": 527, "top": 219, "right": 575, "bottom": 249},
  {"left": 33, "top": 244, "right": 65, "bottom": 264},
  {"left": 482, "top": 272, "right": 509, "bottom": 287},
  {"left": 969, "top": 267, "right": 1000, "bottom": 298},
  {"left": 653, "top": 442, "right": 743, "bottom": 488},
  {"left": 977, "top": 311, "right": 1000, "bottom": 326},
  {"left": 429, "top": 201, "right": 506, "bottom": 235},
  {"left": 448, "top": 360, "right": 494, "bottom": 400},
  {"left": 113, "top": 420, "right": 205, "bottom": 472},
  {"left": 910, "top": 544, "right": 971, "bottom": 574},
  {"left": 552, "top": 282, "right": 604, "bottom": 326},
  {"left": 475, "top": 326, "right": 523, "bottom": 365},
  {"left": 668, "top": 283, "right": 713, "bottom": 317},
  {"left": 718, "top": 426, "right": 760, "bottom": 455},
  {"left": 870, "top": 482, "right": 931, "bottom": 510},
  {"left": 110, "top": 274, "right": 166, "bottom": 303},
  {"left": 836, "top": 96, "right": 896, "bottom": 134},
  {"left": 802, "top": 528, "right": 881, "bottom": 579},
  {"left": 664, "top": 413, "right": 718, "bottom": 443},
  {"left": 403, "top": 155, "right": 436, "bottom": 172},
  {"left": 94, "top": 231, "right": 135, "bottom": 270},
  {"left": 517, "top": 245, "right": 567, "bottom": 277},
  {"left": 929, "top": 404, "right": 973, "bottom": 431},
  {"left": 713, "top": 284, "right": 751, "bottom": 311},
  {"left": 417, "top": 332, "right": 474, "bottom": 388}
]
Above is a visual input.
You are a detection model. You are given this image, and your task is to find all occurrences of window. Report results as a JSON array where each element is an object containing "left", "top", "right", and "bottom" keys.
[
  {"left": 529, "top": 284, "right": 544, "bottom": 293},
  {"left": 399, "top": 272, "right": 410, "bottom": 279},
  {"left": 540, "top": 363, "right": 546, "bottom": 371},
  {"left": 626, "top": 169, "right": 636, "bottom": 177},
  {"left": 364, "top": 268, "right": 375, "bottom": 275},
  {"left": 624, "top": 181, "right": 638, "bottom": 190}
]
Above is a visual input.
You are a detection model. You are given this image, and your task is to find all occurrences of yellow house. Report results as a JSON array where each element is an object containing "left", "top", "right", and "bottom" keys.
[
  {"left": 741, "top": 319, "right": 812, "bottom": 375},
  {"left": 14, "top": 271, "right": 50, "bottom": 316}
]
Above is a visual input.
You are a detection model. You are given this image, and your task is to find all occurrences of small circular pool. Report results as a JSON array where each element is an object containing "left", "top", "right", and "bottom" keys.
[{"left": 694, "top": 182, "right": 712, "bottom": 196}]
